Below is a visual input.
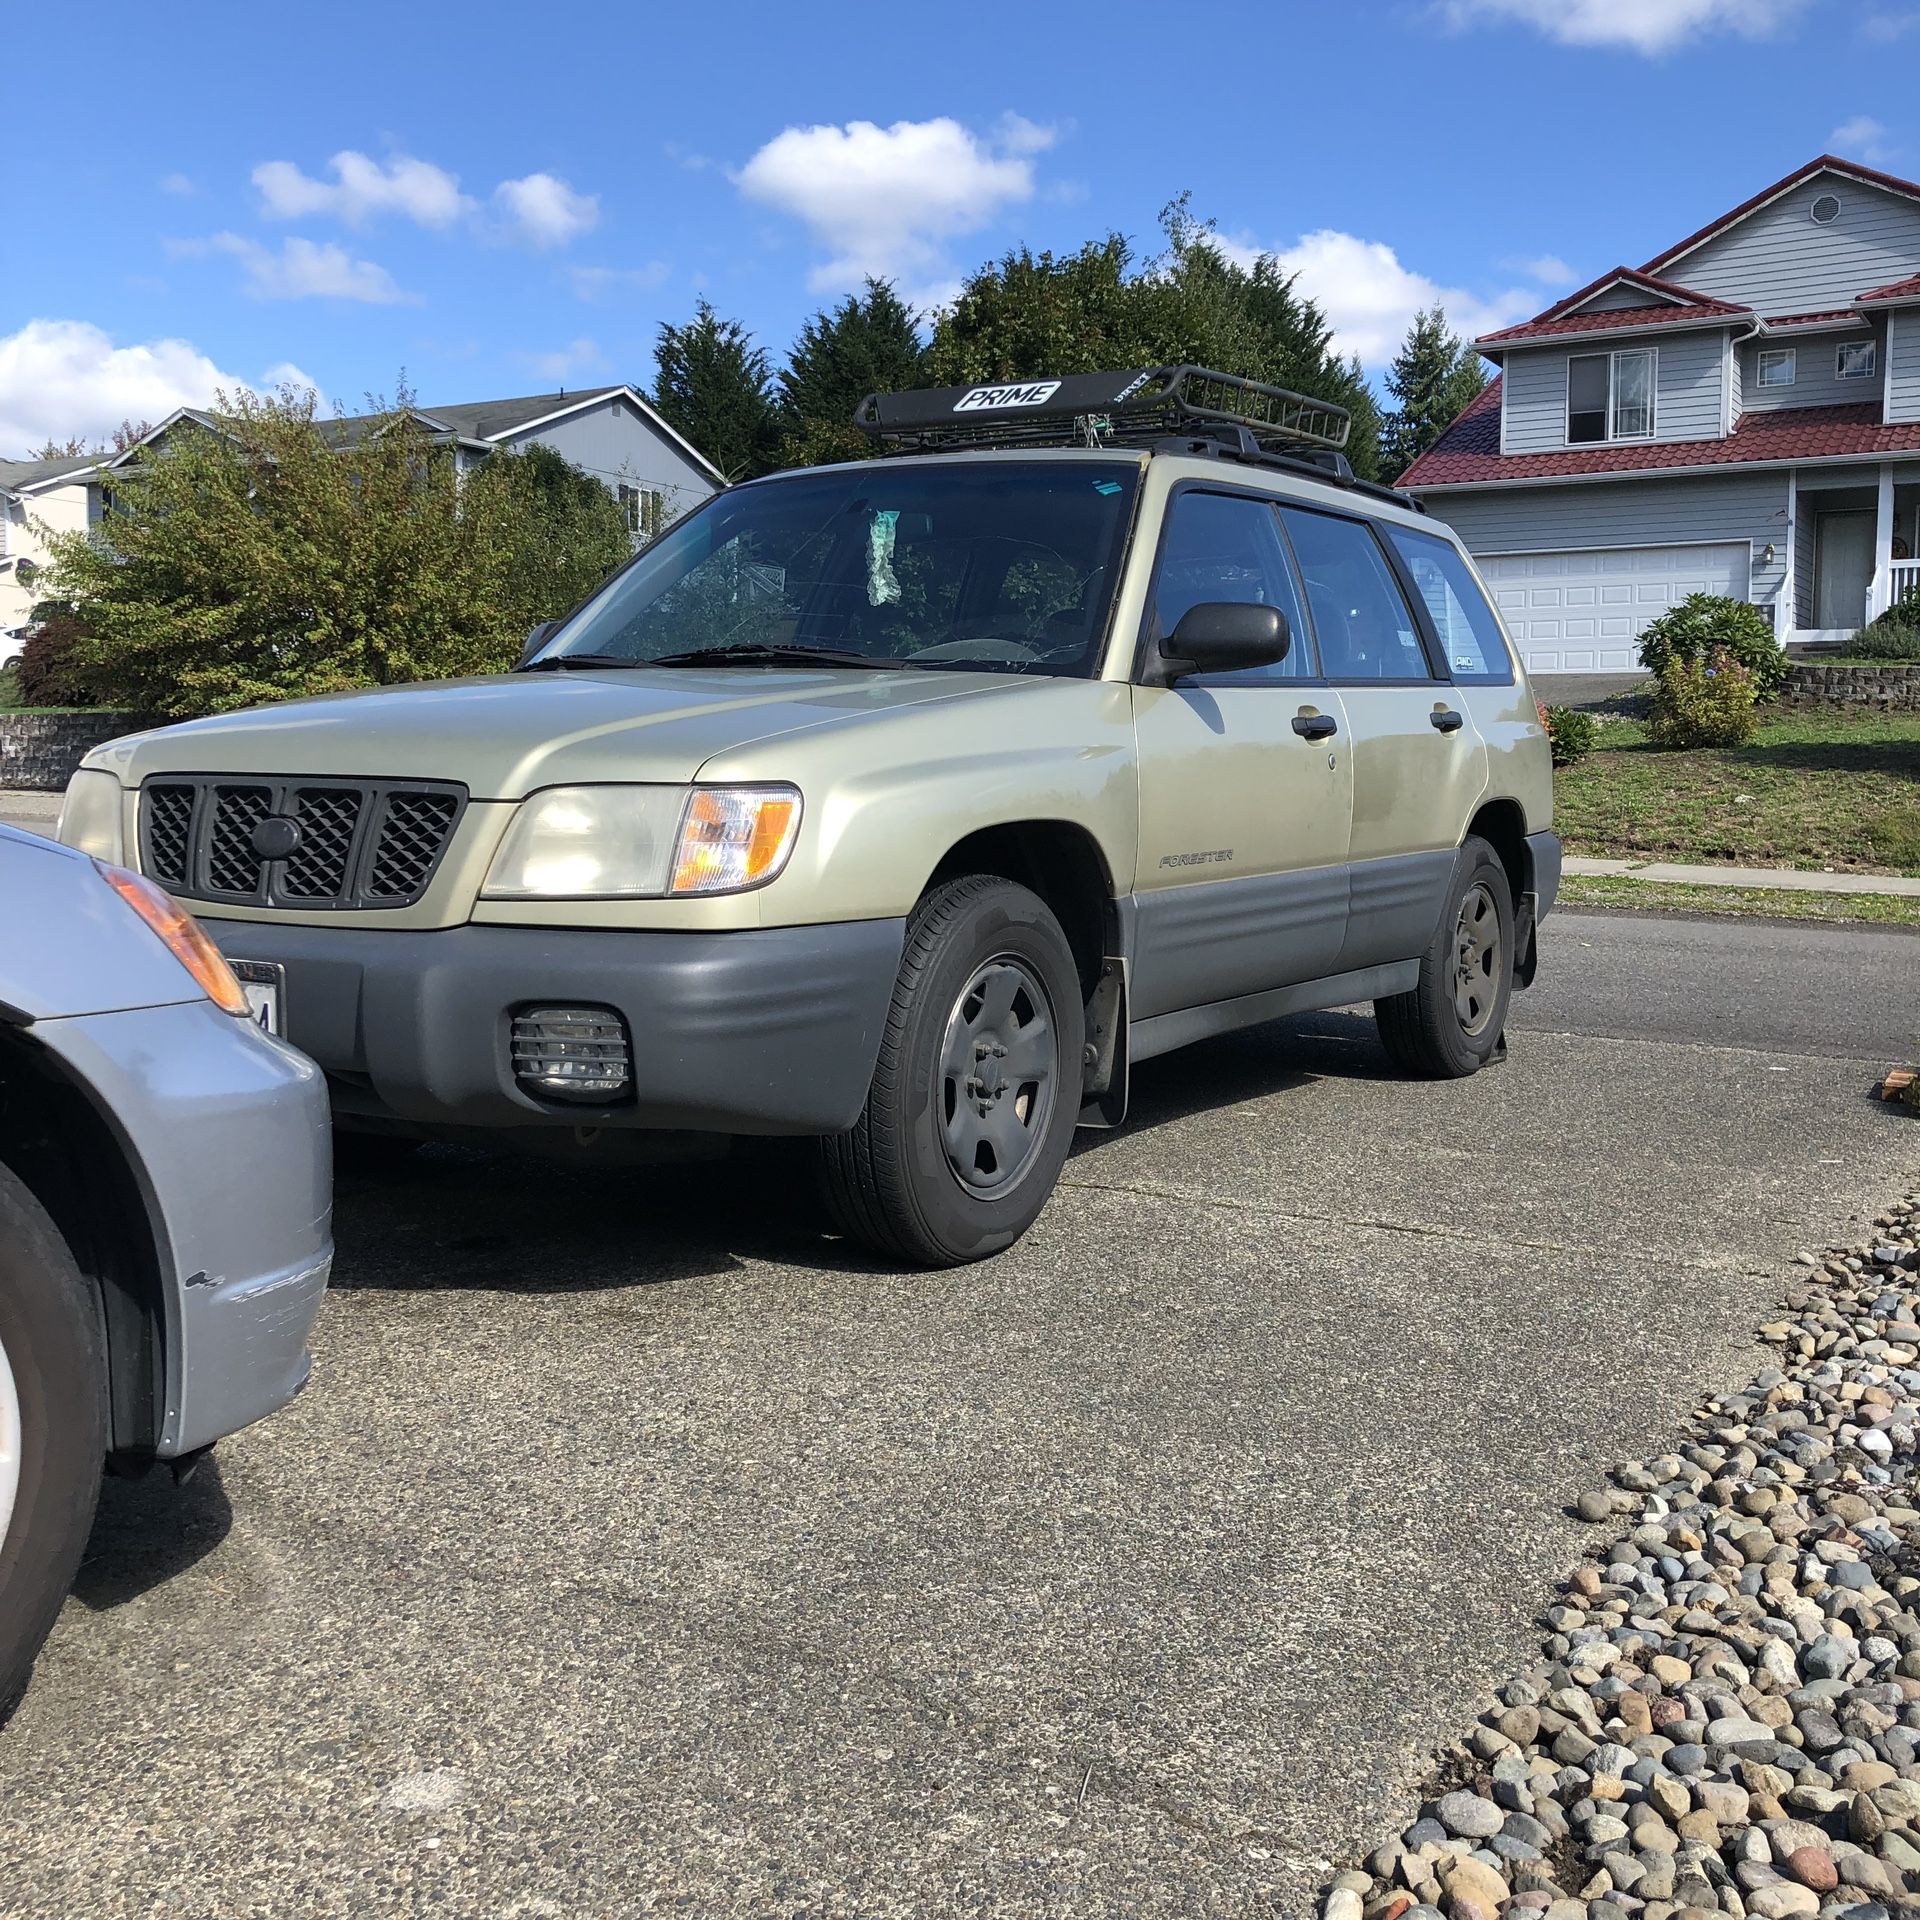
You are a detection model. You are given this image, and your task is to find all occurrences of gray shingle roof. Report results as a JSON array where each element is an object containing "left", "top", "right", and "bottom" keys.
[{"left": 0, "top": 453, "right": 99, "bottom": 492}]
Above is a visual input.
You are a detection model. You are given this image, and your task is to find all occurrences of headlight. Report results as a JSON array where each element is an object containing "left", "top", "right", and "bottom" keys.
[
  {"left": 479, "top": 785, "right": 802, "bottom": 899},
  {"left": 56, "top": 768, "right": 125, "bottom": 862}
]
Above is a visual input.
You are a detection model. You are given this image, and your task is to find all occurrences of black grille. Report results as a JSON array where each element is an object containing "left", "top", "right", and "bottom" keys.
[{"left": 138, "top": 776, "right": 466, "bottom": 911}]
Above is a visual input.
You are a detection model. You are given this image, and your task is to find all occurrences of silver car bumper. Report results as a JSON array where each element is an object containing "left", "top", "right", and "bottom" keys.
[{"left": 35, "top": 999, "right": 333, "bottom": 1456}]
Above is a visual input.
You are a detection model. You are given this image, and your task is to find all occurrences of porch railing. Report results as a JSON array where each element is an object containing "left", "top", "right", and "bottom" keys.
[{"left": 1890, "top": 558, "right": 1920, "bottom": 612}]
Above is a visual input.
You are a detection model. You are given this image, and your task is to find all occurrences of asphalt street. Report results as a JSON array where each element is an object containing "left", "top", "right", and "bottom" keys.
[{"left": 1, "top": 909, "right": 1916, "bottom": 1918}]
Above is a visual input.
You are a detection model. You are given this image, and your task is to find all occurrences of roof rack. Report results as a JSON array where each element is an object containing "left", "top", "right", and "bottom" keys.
[{"left": 851, "top": 365, "right": 1423, "bottom": 513}]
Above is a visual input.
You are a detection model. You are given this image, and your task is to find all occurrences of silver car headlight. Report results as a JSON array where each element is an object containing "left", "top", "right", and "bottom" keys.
[
  {"left": 56, "top": 768, "right": 125, "bottom": 862},
  {"left": 480, "top": 785, "right": 802, "bottom": 899}
]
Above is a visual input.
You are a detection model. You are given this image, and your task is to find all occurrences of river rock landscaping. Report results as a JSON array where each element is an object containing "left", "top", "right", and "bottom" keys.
[{"left": 1328, "top": 1192, "right": 1920, "bottom": 1920}]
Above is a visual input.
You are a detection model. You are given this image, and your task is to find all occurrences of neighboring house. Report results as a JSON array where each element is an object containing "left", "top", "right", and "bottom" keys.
[
  {"left": 1403, "top": 155, "right": 1920, "bottom": 672},
  {"left": 0, "top": 455, "right": 100, "bottom": 640}
]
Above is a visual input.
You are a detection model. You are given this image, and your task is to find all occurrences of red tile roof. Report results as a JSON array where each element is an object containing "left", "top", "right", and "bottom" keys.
[
  {"left": 1400, "top": 386, "right": 1920, "bottom": 490},
  {"left": 1858, "top": 273, "right": 1920, "bottom": 304},
  {"left": 1478, "top": 299, "right": 1749, "bottom": 347},
  {"left": 1644, "top": 155, "right": 1920, "bottom": 275},
  {"left": 1764, "top": 308, "right": 1870, "bottom": 327}
]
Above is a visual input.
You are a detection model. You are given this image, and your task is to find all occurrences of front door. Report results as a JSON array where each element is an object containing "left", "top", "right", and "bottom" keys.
[
  {"left": 1817, "top": 511, "right": 1875, "bottom": 630},
  {"left": 1130, "top": 487, "right": 1354, "bottom": 1020}
]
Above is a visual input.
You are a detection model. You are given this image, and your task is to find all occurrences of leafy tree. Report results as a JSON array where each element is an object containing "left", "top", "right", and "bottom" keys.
[
  {"left": 43, "top": 385, "right": 631, "bottom": 718},
  {"left": 780, "top": 279, "right": 927, "bottom": 466},
  {"left": 27, "top": 418, "right": 154, "bottom": 461},
  {"left": 925, "top": 198, "right": 1383, "bottom": 481},
  {"left": 1380, "top": 308, "right": 1486, "bottom": 481},
  {"left": 652, "top": 300, "right": 782, "bottom": 481}
]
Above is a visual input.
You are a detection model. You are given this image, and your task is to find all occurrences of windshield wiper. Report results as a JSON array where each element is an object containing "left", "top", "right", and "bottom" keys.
[
  {"left": 645, "top": 645, "right": 904, "bottom": 670},
  {"left": 515, "top": 652, "right": 645, "bottom": 673}
]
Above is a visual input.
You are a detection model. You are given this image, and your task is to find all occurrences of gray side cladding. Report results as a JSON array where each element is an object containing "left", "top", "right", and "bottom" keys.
[
  {"left": 1658, "top": 175, "right": 1920, "bottom": 313},
  {"left": 1421, "top": 470, "right": 1790, "bottom": 614},
  {"left": 1890, "top": 308, "right": 1920, "bottom": 424},
  {"left": 1501, "top": 329, "right": 1727, "bottom": 455},
  {"left": 1740, "top": 324, "right": 1888, "bottom": 412},
  {"left": 502, "top": 395, "right": 719, "bottom": 523}
]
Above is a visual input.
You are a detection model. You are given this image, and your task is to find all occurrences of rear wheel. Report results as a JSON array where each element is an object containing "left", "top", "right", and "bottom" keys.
[
  {"left": 0, "top": 1163, "right": 107, "bottom": 1709},
  {"left": 1374, "top": 835, "right": 1514, "bottom": 1079},
  {"left": 821, "top": 876, "right": 1084, "bottom": 1267}
]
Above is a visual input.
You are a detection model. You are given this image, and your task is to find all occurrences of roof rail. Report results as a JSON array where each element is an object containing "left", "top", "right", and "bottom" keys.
[{"left": 853, "top": 365, "right": 1352, "bottom": 454}]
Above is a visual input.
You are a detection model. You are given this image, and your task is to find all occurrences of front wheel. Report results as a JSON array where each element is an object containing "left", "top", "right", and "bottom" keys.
[
  {"left": 821, "top": 876, "right": 1085, "bottom": 1267},
  {"left": 0, "top": 1163, "right": 107, "bottom": 1709},
  {"left": 1374, "top": 835, "right": 1515, "bottom": 1079}
]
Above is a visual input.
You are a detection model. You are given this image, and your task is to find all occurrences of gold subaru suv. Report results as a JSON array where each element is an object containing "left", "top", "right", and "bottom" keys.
[{"left": 58, "top": 368, "right": 1557, "bottom": 1267}]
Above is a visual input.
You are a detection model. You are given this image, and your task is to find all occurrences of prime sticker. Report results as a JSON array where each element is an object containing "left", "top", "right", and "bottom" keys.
[{"left": 953, "top": 381, "right": 1062, "bottom": 412}]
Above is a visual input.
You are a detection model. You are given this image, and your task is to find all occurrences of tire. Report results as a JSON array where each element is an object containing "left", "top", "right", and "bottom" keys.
[
  {"left": 821, "top": 876, "right": 1086, "bottom": 1267},
  {"left": 1374, "top": 835, "right": 1515, "bottom": 1079},
  {"left": 0, "top": 1162, "right": 107, "bottom": 1709}
]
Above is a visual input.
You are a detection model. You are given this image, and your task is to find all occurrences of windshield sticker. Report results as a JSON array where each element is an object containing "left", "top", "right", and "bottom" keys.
[
  {"left": 953, "top": 381, "right": 1061, "bottom": 412},
  {"left": 866, "top": 509, "right": 902, "bottom": 606},
  {"left": 1092, "top": 479, "right": 1123, "bottom": 495}
]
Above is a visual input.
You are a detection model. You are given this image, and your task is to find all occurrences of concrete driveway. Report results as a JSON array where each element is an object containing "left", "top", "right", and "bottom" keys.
[{"left": 2, "top": 911, "right": 1915, "bottom": 1918}]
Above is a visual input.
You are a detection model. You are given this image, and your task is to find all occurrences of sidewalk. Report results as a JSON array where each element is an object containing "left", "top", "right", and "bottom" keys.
[
  {"left": 0, "top": 790, "right": 60, "bottom": 833},
  {"left": 1564, "top": 854, "right": 1920, "bottom": 898}
]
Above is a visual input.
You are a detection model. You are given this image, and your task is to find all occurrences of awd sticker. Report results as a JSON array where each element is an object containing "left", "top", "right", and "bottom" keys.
[{"left": 954, "top": 381, "right": 1061, "bottom": 412}]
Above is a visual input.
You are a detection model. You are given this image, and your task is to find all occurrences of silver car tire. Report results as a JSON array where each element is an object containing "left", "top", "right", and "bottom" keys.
[{"left": 0, "top": 1163, "right": 107, "bottom": 1712}]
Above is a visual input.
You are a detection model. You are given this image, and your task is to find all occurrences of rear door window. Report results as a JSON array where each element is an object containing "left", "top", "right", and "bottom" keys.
[
  {"left": 1277, "top": 507, "right": 1434, "bottom": 682},
  {"left": 1381, "top": 526, "right": 1515, "bottom": 683}
]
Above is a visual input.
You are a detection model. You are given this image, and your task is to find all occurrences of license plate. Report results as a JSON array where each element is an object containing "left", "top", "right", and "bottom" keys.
[{"left": 229, "top": 959, "right": 285, "bottom": 1037}]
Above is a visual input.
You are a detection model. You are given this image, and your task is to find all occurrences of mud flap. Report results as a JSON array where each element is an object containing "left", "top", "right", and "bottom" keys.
[
  {"left": 1514, "top": 888, "right": 1540, "bottom": 991},
  {"left": 1077, "top": 957, "right": 1129, "bottom": 1129}
]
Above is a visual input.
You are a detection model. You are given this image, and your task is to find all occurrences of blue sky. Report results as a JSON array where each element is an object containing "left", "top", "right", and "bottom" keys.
[{"left": 4, "top": 0, "right": 1915, "bottom": 455}]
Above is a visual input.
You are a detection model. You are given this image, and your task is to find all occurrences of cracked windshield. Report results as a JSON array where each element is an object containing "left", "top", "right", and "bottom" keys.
[{"left": 539, "top": 460, "right": 1139, "bottom": 676}]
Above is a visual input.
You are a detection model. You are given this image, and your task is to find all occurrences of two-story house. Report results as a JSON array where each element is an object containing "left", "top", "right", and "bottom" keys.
[
  {"left": 1402, "top": 156, "right": 1920, "bottom": 673},
  {"left": 0, "top": 455, "right": 100, "bottom": 640}
]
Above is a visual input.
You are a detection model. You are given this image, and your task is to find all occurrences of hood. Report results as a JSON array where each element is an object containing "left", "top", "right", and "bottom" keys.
[{"left": 90, "top": 666, "right": 1038, "bottom": 797}]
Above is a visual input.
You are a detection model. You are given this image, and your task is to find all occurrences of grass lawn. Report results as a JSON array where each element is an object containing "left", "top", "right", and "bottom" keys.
[
  {"left": 1559, "top": 873, "right": 1920, "bottom": 928},
  {"left": 1553, "top": 703, "right": 1920, "bottom": 877}
]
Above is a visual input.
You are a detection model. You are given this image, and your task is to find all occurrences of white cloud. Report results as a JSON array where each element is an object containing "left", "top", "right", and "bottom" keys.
[
  {"left": 1443, "top": 0, "right": 1809, "bottom": 53},
  {"left": 254, "top": 151, "right": 474, "bottom": 227},
  {"left": 171, "top": 233, "right": 416, "bottom": 305},
  {"left": 158, "top": 171, "right": 195, "bottom": 197},
  {"left": 523, "top": 338, "right": 607, "bottom": 382},
  {"left": 1832, "top": 115, "right": 1900, "bottom": 165},
  {"left": 570, "top": 261, "right": 671, "bottom": 300},
  {"left": 0, "top": 320, "right": 300, "bottom": 456},
  {"left": 733, "top": 114, "right": 1054, "bottom": 302},
  {"left": 1506, "top": 252, "right": 1578, "bottom": 287},
  {"left": 492, "top": 173, "right": 599, "bottom": 249},
  {"left": 1863, "top": 11, "right": 1920, "bottom": 39},
  {"left": 1210, "top": 230, "right": 1533, "bottom": 369}
]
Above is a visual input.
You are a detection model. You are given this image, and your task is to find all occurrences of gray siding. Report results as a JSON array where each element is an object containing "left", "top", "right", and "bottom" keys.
[
  {"left": 1582, "top": 283, "right": 1663, "bottom": 312},
  {"left": 1660, "top": 175, "right": 1920, "bottom": 315},
  {"left": 1739, "top": 326, "right": 1886, "bottom": 412},
  {"left": 1422, "top": 471, "right": 1790, "bottom": 618},
  {"left": 498, "top": 395, "right": 718, "bottom": 521},
  {"left": 1499, "top": 329, "right": 1728, "bottom": 453},
  {"left": 1889, "top": 307, "right": 1920, "bottom": 423}
]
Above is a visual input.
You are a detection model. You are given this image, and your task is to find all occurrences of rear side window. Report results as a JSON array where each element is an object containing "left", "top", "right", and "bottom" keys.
[
  {"left": 1150, "top": 489, "right": 1316, "bottom": 683},
  {"left": 1382, "top": 527, "right": 1515, "bottom": 683},
  {"left": 1278, "top": 507, "right": 1433, "bottom": 682}
]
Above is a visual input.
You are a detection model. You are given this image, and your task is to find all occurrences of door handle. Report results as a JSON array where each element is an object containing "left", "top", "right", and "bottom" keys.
[
  {"left": 1291, "top": 711, "right": 1338, "bottom": 741},
  {"left": 1430, "top": 708, "right": 1466, "bottom": 734}
]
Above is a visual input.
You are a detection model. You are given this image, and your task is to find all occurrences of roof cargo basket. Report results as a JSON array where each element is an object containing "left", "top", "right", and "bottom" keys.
[{"left": 854, "top": 365, "right": 1353, "bottom": 455}]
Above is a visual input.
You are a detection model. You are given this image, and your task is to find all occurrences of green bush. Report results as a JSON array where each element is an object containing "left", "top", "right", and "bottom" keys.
[
  {"left": 1648, "top": 649, "right": 1760, "bottom": 748},
  {"left": 1638, "top": 593, "right": 1789, "bottom": 698},
  {"left": 1543, "top": 704, "right": 1597, "bottom": 768},
  {"left": 14, "top": 606, "right": 100, "bottom": 707},
  {"left": 0, "top": 663, "right": 20, "bottom": 709},
  {"left": 1847, "top": 608, "right": 1920, "bottom": 661}
]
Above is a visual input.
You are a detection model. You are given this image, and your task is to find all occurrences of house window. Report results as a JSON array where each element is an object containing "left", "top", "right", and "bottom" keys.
[
  {"left": 1837, "top": 340, "right": 1878, "bottom": 380},
  {"left": 617, "top": 483, "right": 666, "bottom": 540},
  {"left": 1757, "top": 348, "right": 1797, "bottom": 388},
  {"left": 1567, "top": 348, "right": 1655, "bottom": 444}
]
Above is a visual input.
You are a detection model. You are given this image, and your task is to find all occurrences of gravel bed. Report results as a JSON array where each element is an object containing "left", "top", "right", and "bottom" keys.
[{"left": 1327, "top": 1192, "right": 1920, "bottom": 1920}]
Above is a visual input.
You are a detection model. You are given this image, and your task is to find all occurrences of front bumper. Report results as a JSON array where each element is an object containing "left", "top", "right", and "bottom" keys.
[
  {"left": 34, "top": 999, "right": 333, "bottom": 1457},
  {"left": 202, "top": 917, "right": 909, "bottom": 1137}
]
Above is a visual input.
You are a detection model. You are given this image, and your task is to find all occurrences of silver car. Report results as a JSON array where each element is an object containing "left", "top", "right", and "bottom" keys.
[{"left": 0, "top": 822, "right": 332, "bottom": 1703}]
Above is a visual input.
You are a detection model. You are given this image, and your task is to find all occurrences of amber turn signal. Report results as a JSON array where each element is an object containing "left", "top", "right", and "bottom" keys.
[{"left": 96, "top": 863, "right": 251, "bottom": 1016}]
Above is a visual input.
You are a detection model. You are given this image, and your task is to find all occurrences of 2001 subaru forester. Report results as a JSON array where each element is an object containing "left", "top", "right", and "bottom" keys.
[{"left": 57, "top": 367, "right": 1560, "bottom": 1268}]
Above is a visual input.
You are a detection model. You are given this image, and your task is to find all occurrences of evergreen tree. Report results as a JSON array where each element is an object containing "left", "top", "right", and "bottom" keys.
[
  {"left": 1380, "top": 307, "right": 1487, "bottom": 481},
  {"left": 780, "top": 279, "right": 927, "bottom": 466},
  {"left": 652, "top": 300, "right": 781, "bottom": 482}
]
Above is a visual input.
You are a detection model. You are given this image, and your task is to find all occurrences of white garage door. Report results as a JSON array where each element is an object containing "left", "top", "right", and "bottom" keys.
[{"left": 1478, "top": 543, "right": 1751, "bottom": 674}]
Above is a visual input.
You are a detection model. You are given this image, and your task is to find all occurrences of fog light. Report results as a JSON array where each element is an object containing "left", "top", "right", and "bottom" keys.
[{"left": 510, "top": 1005, "right": 632, "bottom": 1102}]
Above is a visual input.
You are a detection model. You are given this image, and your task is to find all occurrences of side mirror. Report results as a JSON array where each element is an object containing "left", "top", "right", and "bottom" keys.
[
  {"left": 516, "top": 621, "right": 559, "bottom": 668},
  {"left": 1147, "top": 602, "right": 1290, "bottom": 685}
]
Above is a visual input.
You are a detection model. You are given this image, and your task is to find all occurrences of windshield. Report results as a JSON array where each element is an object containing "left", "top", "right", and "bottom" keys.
[{"left": 534, "top": 460, "right": 1141, "bottom": 677}]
